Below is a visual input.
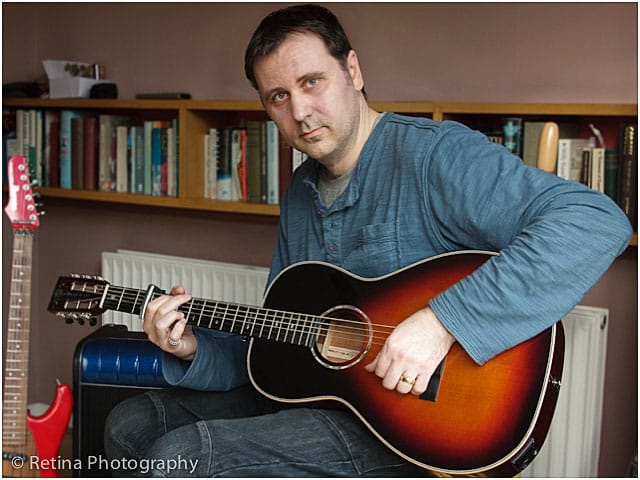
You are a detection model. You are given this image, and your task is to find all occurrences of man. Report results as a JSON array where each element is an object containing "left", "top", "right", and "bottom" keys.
[{"left": 105, "top": 4, "right": 631, "bottom": 476}]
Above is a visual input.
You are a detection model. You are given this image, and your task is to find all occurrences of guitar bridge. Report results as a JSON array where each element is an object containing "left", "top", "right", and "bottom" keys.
[{"left": 419, "top": 359, "right": 445, "bottom": 402}]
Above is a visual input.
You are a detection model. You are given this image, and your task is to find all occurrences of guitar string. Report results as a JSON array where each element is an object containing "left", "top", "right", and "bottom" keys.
[
  {"left": 66, "top": 285, "right": 405, "bottom": 346},
  {"left": 108, "top": 287, "right": 397, "bottom": 343},
  {"left": 82, "top": 286, "right": 398, "bottom": 335}
]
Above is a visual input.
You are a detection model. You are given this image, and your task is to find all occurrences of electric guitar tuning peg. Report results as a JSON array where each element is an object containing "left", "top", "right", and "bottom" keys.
[{"left": 89, "top": 317, "right": 98, "bottom": 327}]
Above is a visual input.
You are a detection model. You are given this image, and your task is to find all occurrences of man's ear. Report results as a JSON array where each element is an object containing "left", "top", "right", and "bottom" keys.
[{"left": 346, "top": 50, "right": 365, "bottom": 92}]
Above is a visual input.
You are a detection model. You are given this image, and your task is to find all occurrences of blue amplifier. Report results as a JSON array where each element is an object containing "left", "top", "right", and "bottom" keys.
[{"left": 73, "top": 324, "right": 168, "bottom": 477}]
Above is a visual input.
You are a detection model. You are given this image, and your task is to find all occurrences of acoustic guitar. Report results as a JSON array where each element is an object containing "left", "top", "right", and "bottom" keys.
[
  {"left": 48, "top": 250, "right": 564, "bottom": 477},
  {"left": 3, "top": 156, "right": 73, "bottom": 477}
]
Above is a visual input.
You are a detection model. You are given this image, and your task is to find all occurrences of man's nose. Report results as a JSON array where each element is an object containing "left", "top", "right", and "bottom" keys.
[{"left": 290, "top": 92, "right": 312, "bottom": 122}]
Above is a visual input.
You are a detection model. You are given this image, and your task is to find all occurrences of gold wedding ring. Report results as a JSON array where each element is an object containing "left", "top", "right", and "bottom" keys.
[{"left": 400, "top": 375, "right": 416, "bottom": 386}]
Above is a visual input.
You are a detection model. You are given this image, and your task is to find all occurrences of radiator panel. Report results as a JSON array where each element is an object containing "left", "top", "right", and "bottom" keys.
[
  {"left": 524, "top": 305, "right": 608, "bottom": 477},
  {"left": 101, "top": 250, "right": 269, "bottom": 331}
]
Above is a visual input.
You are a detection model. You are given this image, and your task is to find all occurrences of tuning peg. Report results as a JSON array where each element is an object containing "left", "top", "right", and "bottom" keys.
[
  {"left": 89, "top": 317, "right": 98, "bottom": 327},
  {"left": 64, "top": 317, "right": 74, "bottom": 324}
]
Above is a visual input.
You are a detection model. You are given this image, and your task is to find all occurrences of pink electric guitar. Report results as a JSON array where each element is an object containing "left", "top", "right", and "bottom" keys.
[{"left": 2, "top": 156, "right": 73, "bottom": 477}]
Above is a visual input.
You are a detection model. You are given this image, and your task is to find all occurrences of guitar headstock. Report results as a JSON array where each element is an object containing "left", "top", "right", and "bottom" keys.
[
  {"left": 4, "top": 155, "right": 41, "bottom": 230},
  {"left": 48, "top": 275, "right": 110, "bottom": 326}
]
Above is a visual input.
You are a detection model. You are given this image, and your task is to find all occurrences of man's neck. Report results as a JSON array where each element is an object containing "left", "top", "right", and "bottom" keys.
[{"left": 323, "top": 104, "right": 380, "bottom": 179}]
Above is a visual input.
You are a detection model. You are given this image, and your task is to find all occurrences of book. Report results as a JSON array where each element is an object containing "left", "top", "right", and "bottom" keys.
[
  {"left": 129, "top": 126, "right": 145, "bottom": 194},
  {"left": 99, "top": 114, "right": 131, "bottom": 192},
  {"left": 604, "top": 149, "right": 618, "bottom": 202},
  {"left": 60, "top": 110, "right": 86, "bottom": 189},
  {"left": 617, "top": 124, "right": 637, "bottom": 228},
  {"left": 204, "top": 128, "right": 219, "bottom": 199},
  {"left": 557, "top": 138, "right": 589, "bottom": 181},
  {"left": 115, "top": 125, "right": 129, "bottom": 192},
  {"left": 522, "top": 122, "right": 545, "bottom": 167},
  {"left": 589, "top": 147, "right": 605, "bottom": 193},
  {"left": 70, "top": 116, "right": 84, "bottom": 189},
  {"left": 246, "top": 121, "right": 263, "bottom": 204},
  {"left": 266, "top": 121, "right": 279, "bottom": 205},
  {"left": 278, "top": 134, "right": 292, "bottom": 201},
  {"left": 151, "top": 122, "right": 168, "bottom": 196},
  {"left": 167, "top": 121, "right": 178, "bottom": 197},
  {"left": 43, "top": 110, "right": 60, "bottom": 187},
  {"left": 217, "top": 127, "right": 233, "bottom": 200},
  {"left": 502, "top": 117, "right": 523, "bottom": 158}
]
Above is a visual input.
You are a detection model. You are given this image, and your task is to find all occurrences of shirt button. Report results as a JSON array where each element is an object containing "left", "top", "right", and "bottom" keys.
[{"left": 329, "top": 244, "right": 337, "bottom": 252}]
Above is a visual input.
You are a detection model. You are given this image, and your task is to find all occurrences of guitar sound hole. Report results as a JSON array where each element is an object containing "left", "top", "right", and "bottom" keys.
[{"left": 312, "top": 305, "right": 372, "bottom": 370}]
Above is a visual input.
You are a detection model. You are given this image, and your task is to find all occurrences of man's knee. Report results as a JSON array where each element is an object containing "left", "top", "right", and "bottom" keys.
[{"left": 104, "top": 392, "right": 162, "bottom": 459}]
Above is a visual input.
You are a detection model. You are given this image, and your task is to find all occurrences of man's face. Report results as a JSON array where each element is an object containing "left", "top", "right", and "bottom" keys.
[{"left": 253, "top": 32, "right": 364, "bottom": 170}]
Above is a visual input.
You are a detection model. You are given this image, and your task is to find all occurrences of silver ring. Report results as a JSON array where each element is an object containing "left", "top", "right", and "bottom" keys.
[{"left": 168, "top": 337, "right": 181, "bottom": 347}]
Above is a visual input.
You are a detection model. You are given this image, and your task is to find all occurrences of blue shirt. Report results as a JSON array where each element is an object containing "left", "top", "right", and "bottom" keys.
[{"left": 163, "top": 113, "right": 631, "bottom": 390}]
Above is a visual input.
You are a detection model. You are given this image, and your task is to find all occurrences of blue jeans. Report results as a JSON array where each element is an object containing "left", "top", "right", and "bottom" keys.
[{"left": 104, "top": 385, "right": 428, "bottom": 477}]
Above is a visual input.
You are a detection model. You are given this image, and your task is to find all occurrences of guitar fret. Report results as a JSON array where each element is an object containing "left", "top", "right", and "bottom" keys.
[
  {"left": 207, "top": 303, "right": 217, "bottom": 329},
  {"left": 116, "top": 288, "right": 125, "bottom": 310},
  {"left": 183, "top": 299, "right": 193, "bottom": 321},
  {"left": 257, "top": 307, "right": 266, "bottom": 338},
  {"left": 293, "top": 313, "right": 302, "bottom": 345},
  {"left": 131, "top": 289, "right": 141, "bottom": 314},
  {"left": 248, "top": 307, "right": 257, "bottom": 337},
  {"left": 228, "top": 304, "right": 237, "bottom": 333},
  {"left": 197, "top": 300, "right": 206, "bottom": 327}
]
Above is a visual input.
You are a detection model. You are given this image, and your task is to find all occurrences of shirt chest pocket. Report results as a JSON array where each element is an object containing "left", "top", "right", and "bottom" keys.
[{"left": 344, "top": 222, "right": 400, "bottom": 277}]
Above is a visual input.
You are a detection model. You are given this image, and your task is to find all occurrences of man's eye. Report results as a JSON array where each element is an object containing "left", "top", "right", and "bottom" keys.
[
  {"left": 272, "top": 92, "right": 287, "bottom": 103},
  {"left": 306, "top": 78, "right": 318, "bottom": 87}
]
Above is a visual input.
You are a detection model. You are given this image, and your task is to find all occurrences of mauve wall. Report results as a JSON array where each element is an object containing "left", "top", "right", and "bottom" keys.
[
  {"left": 2, "top": 2, "right": 637, "bottom": 477},
  {"left": 3, "top": 2, "right": 637, "bottom": 103}
]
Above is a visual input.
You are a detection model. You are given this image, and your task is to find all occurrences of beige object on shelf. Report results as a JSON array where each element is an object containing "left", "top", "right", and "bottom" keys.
[{"left": 537, "top": 121, "right": 559, "bottom": 173}]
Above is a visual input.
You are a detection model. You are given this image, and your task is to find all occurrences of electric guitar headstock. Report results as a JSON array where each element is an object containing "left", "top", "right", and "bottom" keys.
[
  {"left": 4, "top": 155, "right": 41, "bottom": 231},
  {"left": 48, "top": 275, "right": 107, "bottom": 326}
]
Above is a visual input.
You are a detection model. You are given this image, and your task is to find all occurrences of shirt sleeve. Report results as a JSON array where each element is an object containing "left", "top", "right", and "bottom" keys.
[
  {"left": 426, "top": 123, "right": 632, "bottom": 364},
  {"left": 162, "top": 327, "right": 250, "bottom": 391}
]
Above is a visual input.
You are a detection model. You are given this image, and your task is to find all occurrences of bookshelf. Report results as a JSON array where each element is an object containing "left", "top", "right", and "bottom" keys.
[{"left": 3, "top": 98, "right": 636, "bottom": 244}]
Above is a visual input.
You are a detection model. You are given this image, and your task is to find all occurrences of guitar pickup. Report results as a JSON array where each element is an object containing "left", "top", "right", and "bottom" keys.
[{"left": 420, "top": 359, "right": 445, "bottom": 402}]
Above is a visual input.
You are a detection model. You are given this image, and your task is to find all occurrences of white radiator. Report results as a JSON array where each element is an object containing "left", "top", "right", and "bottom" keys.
[
  {"left": 100, "top": 250, "right": 608, "bottom": 477},
  {"left": 524, "top": 305, "right": 608, "bottom": 477},
  {"left": 101, "top": 250, "right": 269, "bottom": 331}
]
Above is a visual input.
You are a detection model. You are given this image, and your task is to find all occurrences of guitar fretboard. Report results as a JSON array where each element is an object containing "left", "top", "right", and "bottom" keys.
[
  {"left": 2, "top": 232, "right": 33, "bottom": 446},
  {"left": 101, "top": 285, "right": 324, "bottom": 347}
]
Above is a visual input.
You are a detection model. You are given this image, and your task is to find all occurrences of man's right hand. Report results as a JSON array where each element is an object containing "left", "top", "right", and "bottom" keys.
[{"left": 142, "top": 286, "right": 197, "bottom": 361}]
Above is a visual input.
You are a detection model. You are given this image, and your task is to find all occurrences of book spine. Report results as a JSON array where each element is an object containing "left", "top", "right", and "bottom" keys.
[
  {"left": 151, "top": 126, "right": 163, "bottom": 196},
  {"left": 60, "top": 110, "right": 80, "bottom": 189},
  {"left": 83, "top": 117, "right": 98, "bottom": 190},
  {"left": 70, "top": 116, "right": 84, "bottom": 189},
  {"left": 617, "top": 124, "right": 637, "bottom": 228},
  {"left": 143, "top": 121, "right": 153, "bottom": 195},
  {"left": 217, "top": 127, "right": 232, "bottom": 200},
  {"left": 266, "top": 121, "right": 279, "bottom": 205},
  {"left": 115, "top": 125, "right": 129, "bottom": 193}
]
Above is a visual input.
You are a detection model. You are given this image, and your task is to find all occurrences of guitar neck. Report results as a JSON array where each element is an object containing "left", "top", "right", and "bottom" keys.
[
  {"left": 102, "top": 284, "right": 320, "bottom": 347},
  {"left": 2, "top": 231, "right": 33, "bottom": 445}
]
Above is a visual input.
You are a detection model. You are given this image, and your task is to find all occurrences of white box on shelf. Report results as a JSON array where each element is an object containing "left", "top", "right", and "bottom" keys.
[{"left": 49, "top": 77, "right": 107, "bottom": 99}]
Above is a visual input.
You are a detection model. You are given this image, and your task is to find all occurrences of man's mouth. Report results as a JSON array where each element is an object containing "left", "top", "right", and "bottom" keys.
[{"left": 301, "top": 126, "right": 325, "bottom": 141}]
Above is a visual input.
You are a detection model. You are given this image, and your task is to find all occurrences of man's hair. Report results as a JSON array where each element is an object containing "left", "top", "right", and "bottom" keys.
[{"left": 244, "top": 4, "right": 354, "bottom": 91}]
